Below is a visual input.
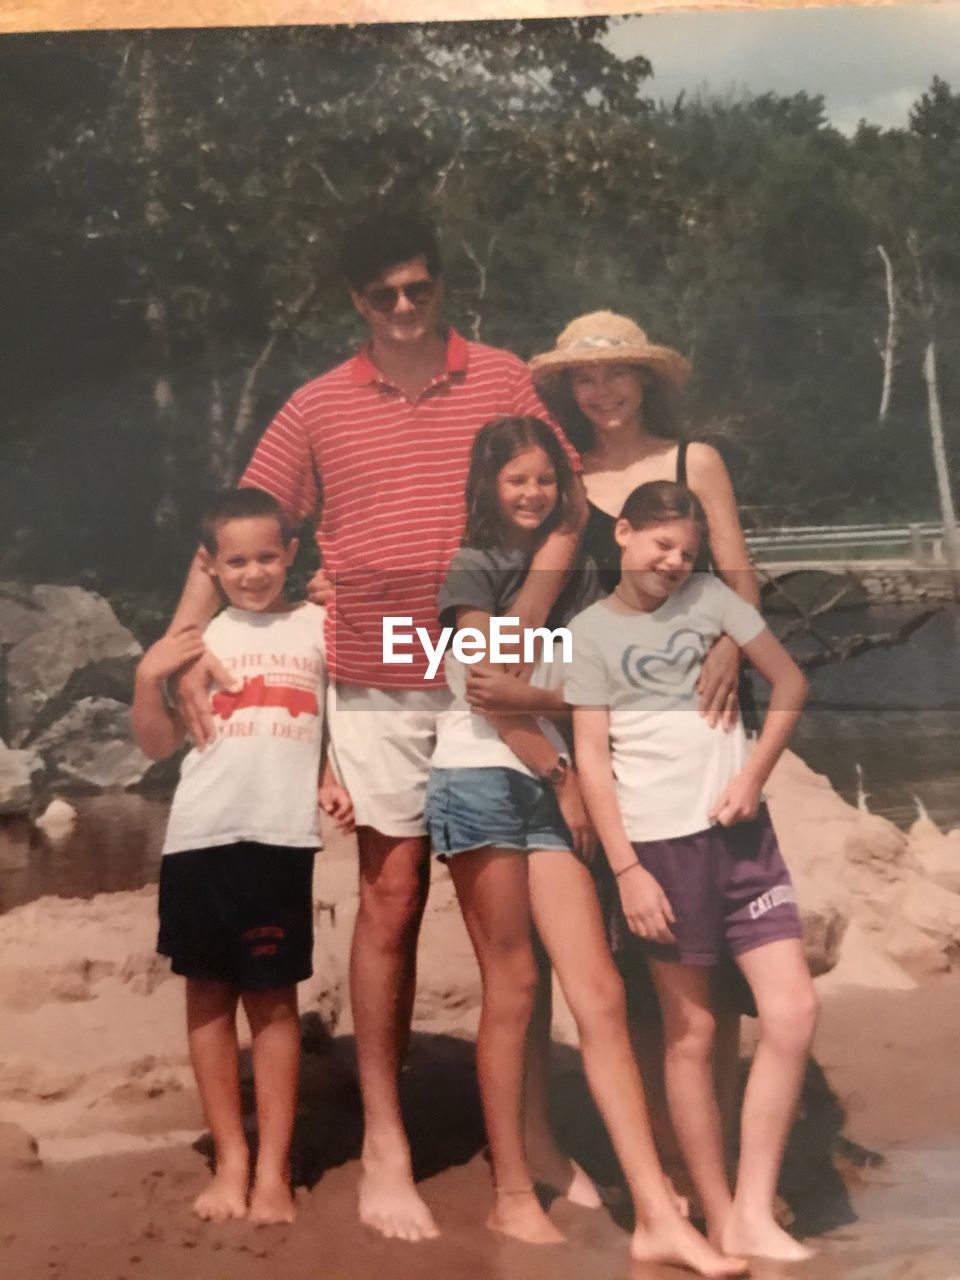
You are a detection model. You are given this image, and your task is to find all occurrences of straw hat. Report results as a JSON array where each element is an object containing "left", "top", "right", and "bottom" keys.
[{"left": 529, "top": 311, "right": 690, "bottom": 393}]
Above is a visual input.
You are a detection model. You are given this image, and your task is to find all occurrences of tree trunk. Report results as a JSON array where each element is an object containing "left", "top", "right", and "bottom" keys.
[
  {"left": 909, "top": 231, "right": 960, "bottom": 575},
  {"left": 227, "top": 281, "right": 318, "bottom": 480},
  {"left": 461, "top": 235, "right": 498, "bottom": 343},
  {"left": 137, "top": 39, "right": 178, "bottom": 528},
  {"left": 208, "top": 372, "right": 228, "bottom": 484},
  {"left": 921, "top": 339, "right": 960, "bottom": 572},
  {"left": 876, "top": 243, "right": 897, "bottom": 424},
  {"left": 139, "top": 40, "right": 173, "bottom": 416}
]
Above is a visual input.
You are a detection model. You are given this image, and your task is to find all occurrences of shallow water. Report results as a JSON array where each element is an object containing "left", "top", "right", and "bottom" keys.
[
  {"left": 817, "top": 1146, "right": 960, "bottom": 1279},
  {"left": 781, "top": 604, "right": 960, "bottom": 831},
  {"left": 1, "top": 604, "right": 956, "bottom": 913},
  {"left": 0, "top": 793, "right": 168, "bottom": 913}
]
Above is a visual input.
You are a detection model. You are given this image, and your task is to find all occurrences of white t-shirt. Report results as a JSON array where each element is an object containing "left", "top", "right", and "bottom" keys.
[
  {"left": 431, "top": 645, "right": 569, "bottom": 776},
  {"left": 430, "top": 547, "right": 601, "bottom": 776},
  {"left": 565, "top": 575, "right": 766, "bottom": 841},
  {"left": 162, "top": 603, "right": 327, "bottom": 855}
]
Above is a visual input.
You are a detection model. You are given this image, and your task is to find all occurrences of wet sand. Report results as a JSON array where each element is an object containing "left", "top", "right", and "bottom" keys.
[
  {"left": 799, "top": 977, "right": 960, "bottom": 1279},
  {"left": 2, "top": 974, "right": 959, "bottom": 1280}
]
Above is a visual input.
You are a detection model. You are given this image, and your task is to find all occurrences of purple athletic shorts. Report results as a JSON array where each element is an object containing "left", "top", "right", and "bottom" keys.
[{"left": 630, "top": 807, "right": 803, "bottom": 967}]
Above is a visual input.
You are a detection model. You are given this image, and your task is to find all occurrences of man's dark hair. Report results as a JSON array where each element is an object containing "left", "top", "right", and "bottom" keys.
[
  {"left": 200, "top": 487, "right": 292, "bottom": 554},
  {"left": 339, "top": 210, "right": 442, "bottom": 292}
]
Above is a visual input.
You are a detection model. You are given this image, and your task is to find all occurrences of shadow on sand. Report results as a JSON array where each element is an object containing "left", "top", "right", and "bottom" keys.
[{"left": 194, "top": 1015, "right": 875, "bottom": 1244}]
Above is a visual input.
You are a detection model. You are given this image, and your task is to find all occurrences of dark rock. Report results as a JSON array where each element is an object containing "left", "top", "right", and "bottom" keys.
[
  {"left": 28, "top": 656, "right": 139, "bottom": 741},
  {"left": 30, "top": 698, "right": 152, "bottom": 790},
  {"left": 0, "top": 739, "right": 43, "bottom": 815},
  {"left": 0, "top": 583, "right": 141, "bottom": 746}
]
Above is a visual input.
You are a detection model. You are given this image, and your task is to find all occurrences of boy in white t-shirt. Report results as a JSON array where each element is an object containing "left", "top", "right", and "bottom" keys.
[
  {"left": 567, "top": 481, "right": 818, "bottom": 1263},
  {"left": 132, "top": 488, "right": 352, "bottom": 1226}
]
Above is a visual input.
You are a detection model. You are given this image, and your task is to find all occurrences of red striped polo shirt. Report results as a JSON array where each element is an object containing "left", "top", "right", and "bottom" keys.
[{"left": 241, "top": 329, "right": 579, "bottom": 688}]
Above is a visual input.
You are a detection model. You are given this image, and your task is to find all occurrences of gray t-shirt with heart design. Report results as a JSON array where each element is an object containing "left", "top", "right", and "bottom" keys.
[{"left": 565, "top": 575, "right": 766, "bottom": 841}]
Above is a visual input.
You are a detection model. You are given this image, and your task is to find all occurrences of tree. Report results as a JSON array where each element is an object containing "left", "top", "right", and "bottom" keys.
[{"left": 3, "top": 32, "right": 960, "bottom": 591}]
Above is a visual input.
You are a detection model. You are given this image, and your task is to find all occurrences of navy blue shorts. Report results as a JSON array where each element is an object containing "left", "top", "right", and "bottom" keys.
[
  {"left": 425, "top": 766, "right": 574, "bottom": 859},
  {"left": 157, "top": 842, "right": 316, "bottom": 991}
]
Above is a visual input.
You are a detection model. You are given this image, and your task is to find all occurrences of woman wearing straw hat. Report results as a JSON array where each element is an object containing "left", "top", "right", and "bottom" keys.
[
  {"left": 529, "top": 311, "right": 759, "bottom": 718},
  {"left": 529, "top": 310, "right": 762, "bottom": 1195}
]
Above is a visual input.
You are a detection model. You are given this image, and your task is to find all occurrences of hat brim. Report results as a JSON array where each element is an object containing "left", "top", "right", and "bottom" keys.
[{"left": 529, "top": 343, "right": 691, "bottom": 393}]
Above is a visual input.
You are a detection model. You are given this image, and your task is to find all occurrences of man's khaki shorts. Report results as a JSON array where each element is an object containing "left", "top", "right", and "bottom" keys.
[{"left": 327, "top": 682, "right": 453, "bottom": 839}]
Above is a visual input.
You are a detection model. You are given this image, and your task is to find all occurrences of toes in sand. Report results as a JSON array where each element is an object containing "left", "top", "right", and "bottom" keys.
[
  {"left": 487, "top": 1190, "right": 566, "bottom": 1245},
  {"left": 632, "top": 1216, "right": 748, "bottom": 1277},
  {"left": 667, "top": 1178, "right": 691, "bottom": 1220},
  {"left": 192, "top": 1166, "right": 249, "bottom": 1223},
  {"left": 358, "top": 1168, "right": 439, "bottom": 1242},
  {"left": 527, "top": 1143, "right": 603, "bottom": 1209},
  {"left": 527, "top": 1152, "right": 601, "bottom": 1208},
  {"left": 553, "top": 1158, "right": 603, "bottom": 1210},
  {"left": 249, "top": 1176, "right": 297, "bottom": 1226},
  {"left": 722, "top": 1215, "right": 814, "bottom": 1263}
]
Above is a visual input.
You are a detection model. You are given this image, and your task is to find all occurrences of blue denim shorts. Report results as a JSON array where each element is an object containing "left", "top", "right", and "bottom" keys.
[{"left": 425, "top": 767, "right": 575, "bottom": 859}]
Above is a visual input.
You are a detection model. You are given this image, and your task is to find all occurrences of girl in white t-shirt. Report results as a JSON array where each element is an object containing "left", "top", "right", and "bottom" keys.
[
  {"left": 424, "top": 416, "right": 744, "bottom": 1275},
  {"left": 567, "top": 480, "right": 816, "bottom": 1262}
]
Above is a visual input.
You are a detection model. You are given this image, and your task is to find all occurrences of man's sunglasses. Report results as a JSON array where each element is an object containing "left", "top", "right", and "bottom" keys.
[{"left": 362, "top": 280, "right": 437, "bottom": 313}]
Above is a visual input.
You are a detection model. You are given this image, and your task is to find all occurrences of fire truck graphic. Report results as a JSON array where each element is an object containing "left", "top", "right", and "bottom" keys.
[{"left": 212, "top": 674, "right": 319, "bottom": 720}]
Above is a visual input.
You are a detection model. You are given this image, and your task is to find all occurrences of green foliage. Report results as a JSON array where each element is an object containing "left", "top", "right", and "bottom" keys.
[{"left": 1, "top": 25, "right": 958, "bottom": 590}]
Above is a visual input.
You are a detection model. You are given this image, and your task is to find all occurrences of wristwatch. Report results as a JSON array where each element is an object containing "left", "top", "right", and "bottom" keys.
[{"left": 542, "top": 757, "right": 570, "bottom": 787}]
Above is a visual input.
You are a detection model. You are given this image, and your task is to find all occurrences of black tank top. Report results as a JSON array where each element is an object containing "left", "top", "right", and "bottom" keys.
[
  {"left": 581, "top": 440, "right": 692, "bottom": 591},
  {"left": 579, "top": 440, "right": 758, "bottom": 726}
]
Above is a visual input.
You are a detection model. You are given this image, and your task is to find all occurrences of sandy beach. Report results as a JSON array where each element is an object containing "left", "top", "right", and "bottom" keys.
[
  {"left": 3, "top": 752, "right": 960, "bottom": 1280},
  {"left": 1, "top": 973, "right": 959, "bottom": 1280}
]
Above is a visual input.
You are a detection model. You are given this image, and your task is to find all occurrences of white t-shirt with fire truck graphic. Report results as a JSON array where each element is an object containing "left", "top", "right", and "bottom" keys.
[{"left": 162, "top": 603, "right": 327, "bottom": 855}]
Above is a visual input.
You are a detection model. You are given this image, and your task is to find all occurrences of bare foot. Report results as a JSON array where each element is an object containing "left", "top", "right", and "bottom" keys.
[
  {"left": 487, "top": 1190, "right": 566, "bottom": 1245},
  {"left": 667, "top": 1178, "right": 691, "bottom": 1219},
  {"left": 774, "top": 1195, "right": 796, "bottom": 1229},
  {"left": 249, "top": 1175, "right": 297, "bottom": 1226},
  {"left": 528, "top": 1147, "right": 602, "bottom": 1209},
  {"left": 193, "top": 1161, "right": 249, "bottom": 1223},
  {"left": 559, "top": 1160, "right": 604, "bottom": 1210},
  {"left": 722, "top": 1214, "right": 813, "bottom": 1262},
  {"left": 358, "top": 1163, "right": 439, "bottom": 1242},
  {"left": 632, "top": 1214, "right": 748, "bottom": 1277}
]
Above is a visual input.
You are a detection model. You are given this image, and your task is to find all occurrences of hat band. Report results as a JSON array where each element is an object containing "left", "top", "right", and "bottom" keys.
[{"left": 564, "top": 335, "right": 636, "bottom": 351}]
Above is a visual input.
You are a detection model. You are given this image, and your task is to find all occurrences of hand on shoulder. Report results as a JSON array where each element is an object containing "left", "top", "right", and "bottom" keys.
[
  {"left": 173, "top": 645, "right": 240, "bottom": 750},
  {"left": 307, "top": 567, "right": 334, "bottom": 606},
  {"left": 138, "top": 624, "right": 207, "bottom": 686}
]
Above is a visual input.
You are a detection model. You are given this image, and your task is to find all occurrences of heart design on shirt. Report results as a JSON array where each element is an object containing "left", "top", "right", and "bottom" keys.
[{"left": 621, "top": 628, "right": 707, "bottom": 696}]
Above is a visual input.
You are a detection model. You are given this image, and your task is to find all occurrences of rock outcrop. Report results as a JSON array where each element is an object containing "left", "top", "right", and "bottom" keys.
[
  {"left": 768, "top": 752, "right": 960, "bottom": 983},
  {"left": 909, "top": 818, "right": 960, "bottom": 896},
  {"left": 0, "top": 583, "right": 141, "bottom": 745},
  {"left": 0, "top": 581, "right": 147, "bottom": 798},
  {"left": 0, "top": 739, "right": 43, "bottom": 815},
  {"left": 29, "top": 697, "right": 154, "bottom": 791}
]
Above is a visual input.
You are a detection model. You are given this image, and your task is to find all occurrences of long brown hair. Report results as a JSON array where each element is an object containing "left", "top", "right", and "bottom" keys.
[
  {"left": 540, "top": 369, "right": 683, "bottom": 455},
  {"left": 463, "top": 416, "right": 577, "bottom": 550}
]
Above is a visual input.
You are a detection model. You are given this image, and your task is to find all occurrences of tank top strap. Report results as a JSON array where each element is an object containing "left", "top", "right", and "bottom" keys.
[{"left": 676, "top": 438, "right": 689, "bottom": 486}]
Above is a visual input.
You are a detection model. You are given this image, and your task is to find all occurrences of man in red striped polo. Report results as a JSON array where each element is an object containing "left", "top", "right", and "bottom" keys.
[{"left": 173, "top": 212, "right": 583, "bottom": 1240}]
